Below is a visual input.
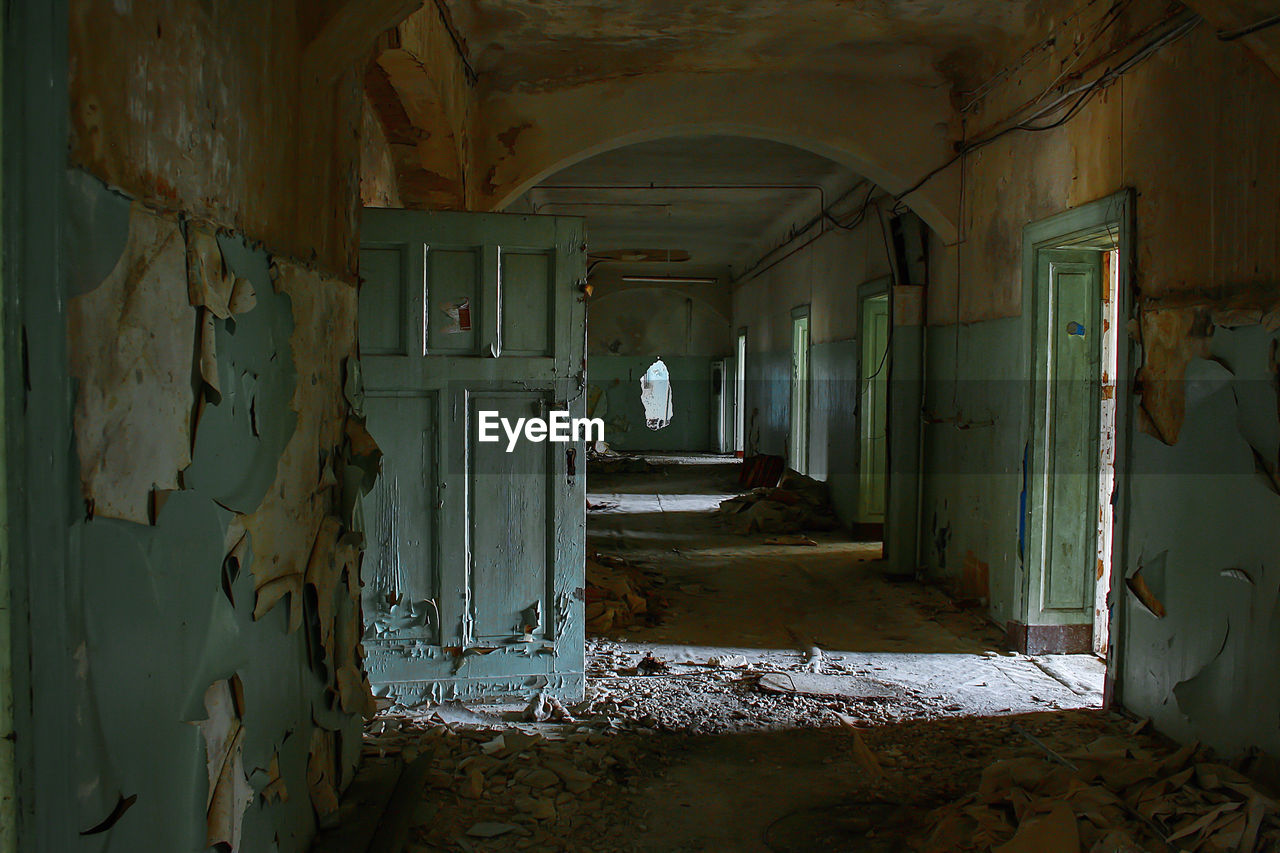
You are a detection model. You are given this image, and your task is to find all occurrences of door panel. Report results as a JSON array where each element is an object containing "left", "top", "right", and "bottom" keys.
[
  {"left": 859, "top": 293, "right": 889, "bottom": 521},
  {"left": 1027, "top": 250, "right": 1101, "bottom": 626},
  {"left": 362, "top": 393, "right": 440, "bottom": 643},
  {"left": 426, "top": 248, "right": 481, "bottom": 354},
  {"left": 358, "top": 246, "right": 411, "bottom": 356},
  {"left": 359, "top": 210, "right": 587, "bottom": 704},
  {"left": 468, "top": 391, "right": 553, "bottom": 641},
  {"left": 501, "top": 252, "right": 555, "bottom": 356}
]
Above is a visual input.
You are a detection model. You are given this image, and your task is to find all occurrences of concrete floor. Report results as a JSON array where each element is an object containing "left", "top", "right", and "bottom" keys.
[
  {"left": 360, "top": 456, "right": 1117, "bottom": 852},
  {"left": 585, "top": 456, "right": 1105, "bottom": 719}
]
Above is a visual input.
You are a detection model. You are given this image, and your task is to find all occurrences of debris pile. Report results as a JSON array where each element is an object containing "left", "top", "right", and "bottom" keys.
[
  {"left": 364, "top": 712, "right": 649, "bottom": 852},
  {"left": 922, "top": 729, "right": 1280, "bottom": 853},
  {"left": 582, "top": 640, "right": 925, "bottom": 735},
  {"left": 586, "top": 442, "right": 660, "bottom": 474},
  {"left": 585, "top": 553, "right": 668, "bottom": 634},
  {"left": 718, "top": 469, "right": 841, "bottom": 534}
]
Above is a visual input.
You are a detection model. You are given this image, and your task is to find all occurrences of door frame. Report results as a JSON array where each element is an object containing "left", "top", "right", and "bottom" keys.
[
  {"left": 1019, "top": 190, "right": 1134, "bottom": 703},
  {"left": 857, "top": 276, "right": 891, "bottom": 522},
  {"left": 733, "top": 328, "right": 747, "bottom": 457},
  {"left": 4, "top": 1, "right": 78, "bottom": 849},
  {"left": 788, "top": 305, "right": 811, "bottom": 474},
  {"left": 710, "top": 358, "right": 729, "bottom": 453}
]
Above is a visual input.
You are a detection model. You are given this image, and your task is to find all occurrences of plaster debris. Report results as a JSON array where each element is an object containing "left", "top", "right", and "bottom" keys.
[
  {"left": 585, "top": 552, "right": 667, "bottom": 634},
  {"left": 757, "top": 672, "right": 900, "bottom": 702},
  {"left": 718, "top": 470, "right": 840, "bottom": 534},
  {"left": 764, "top": 534, "right": 819, "bottom": 546},
  {"left": 922, "top": 732, "right": 1280, "bottom": 853}
]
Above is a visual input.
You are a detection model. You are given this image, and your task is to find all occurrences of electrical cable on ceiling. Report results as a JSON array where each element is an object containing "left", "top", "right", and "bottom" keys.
[
  {"left": 432, "top": 0, "right": 479, "bottom": 85},
  {"left": 735, "top": 9, "right": 1198, "bottom": 286},
  {"left": 893, "top": 10, "right": 1201, "bottom": 212},
  {"left": 960, "top": 0, "right": 1116, "bottom": 112},
  {"left": 1217, "top": 13, "right": 1280, "bottom": 41}
]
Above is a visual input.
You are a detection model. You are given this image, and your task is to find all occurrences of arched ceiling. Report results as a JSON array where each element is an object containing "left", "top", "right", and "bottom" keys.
[
  {"left": 360, "top": 0, "right": 1280, "bottom": 245},
  {"left": 516, "top": 135, "right": 861, "bottom": 284}
]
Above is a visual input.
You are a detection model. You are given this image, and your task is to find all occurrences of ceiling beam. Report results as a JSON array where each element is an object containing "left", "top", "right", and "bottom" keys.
[{"left": 303, "top": 0, "right": 424, "bottom": 83}]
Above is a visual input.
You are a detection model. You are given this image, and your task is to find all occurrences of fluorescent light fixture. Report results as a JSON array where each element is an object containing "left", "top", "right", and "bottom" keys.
[{"left": 620, "top": 275, "right": 718, "bottom": 284}]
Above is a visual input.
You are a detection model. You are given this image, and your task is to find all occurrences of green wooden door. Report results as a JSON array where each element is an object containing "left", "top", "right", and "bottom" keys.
[
  {"left": 1026, "top": 250, "right": 1102, "bottom": 627},
  {"left": 859, "top": 292, "right": 889, "bottom": 522},
  {"left": 357, "top": 209, "right": 587, "bottom": 704}
]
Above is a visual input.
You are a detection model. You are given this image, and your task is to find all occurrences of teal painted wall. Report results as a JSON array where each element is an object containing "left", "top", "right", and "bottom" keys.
[
  {"left": 587, "top": 355, "right": 716, "bottom": 452},
  {"left": 808, "top": 340, "right": 861, "bottom": 523},
  {"left": 919, "top": 319, "right": 1028, "bottom": 624},
  {"left": 1118, "top": 325, "right": 1280, "bottom": 759},
  {"left": 58, "top": 173, "right": 369, "bottom": 853},
  {"left": 731, "top": 212, "right": 894, "bottom": 530}
]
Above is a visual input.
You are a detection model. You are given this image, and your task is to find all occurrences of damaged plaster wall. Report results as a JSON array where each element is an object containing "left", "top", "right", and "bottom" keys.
[
  {"left": 364, "top": 2, "right": 477, "bottom": 211},
  {"left": 587, "top": 279, "right": 731, "bottom": 452},
  {"left": 64, "top": 174, "right": 377, "bottom": 853},
  {"left": 68, "top": 0, "right": 367, "bottom": 278},
  {"left": 731, "top": 209, "right": 893, "bottom": 524},
  {"left": 62, "top": 1, "right": 385, "bottom": 849},
  {"left": 920, "top": 2, "right": 1280, "bottom": 758},
  {"left": 360, "top": 93, "right": 403, "bottom": 209}
]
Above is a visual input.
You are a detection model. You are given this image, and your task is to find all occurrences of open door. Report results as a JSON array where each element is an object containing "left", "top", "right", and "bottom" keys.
[
  {"left": 1024, "top": 249, "right": 1103, "bottom": 648},
  {"left": 858, "top": 288, "right": 889, "bottom": 522},
  {"left": 357, "top": 209, "right": 587, "bottom": 704}
]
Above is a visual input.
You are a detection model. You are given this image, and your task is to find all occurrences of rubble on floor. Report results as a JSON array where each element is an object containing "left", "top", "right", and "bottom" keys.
[
  {"left": 363, "top": 710, "right": 655, "bottom": 853},
  {"left": 581, "top": 639, "right": 964, "bottom": 735},
  {"left": 738, "top": 453, "right": 785, "bottom": 488},
  {"left": 586, "top": 443, "right": 661, "bottom": 474},
  {"left": 921, "top": 724, "right": 1280, "bottom": 853},
  {"left": 718, "top": 469, "right": 841, "bottom": 534},
  {"left": 585, "top": 552, "right": 668, "bottom": 634}
]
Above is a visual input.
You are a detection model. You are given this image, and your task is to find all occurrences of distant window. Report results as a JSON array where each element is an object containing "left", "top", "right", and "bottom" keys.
[{"left": 640, "top": 359, "right": 673, "bottom": 430}]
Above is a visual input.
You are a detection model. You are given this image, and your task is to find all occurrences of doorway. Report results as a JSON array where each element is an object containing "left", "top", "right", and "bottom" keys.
[
  {"left": 734, "top": 329, "right": 746, "bottom": 457},
  {"left": 1020, "top": 191, "right": 1131, "bottom": 665},
  {"left": 789, "top": 307, "right": 810, "bottom": 474},
  {"left": 858, "top": 281, "right": 890, "bottom": 522}
]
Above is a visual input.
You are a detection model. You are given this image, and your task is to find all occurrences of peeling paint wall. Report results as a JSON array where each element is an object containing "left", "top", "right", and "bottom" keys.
[
  {"left": 365, "top": 3, "right": 477, "bottom": 211},
  {"left": 361, "top": 93, "right": 403, "bottom": 209},
  {"left": 731, "top": 206, "right": 893, "bottom": 524},
  {"left": 63, "top": 1, "right": 383, "bottom": 848},
  {"left": 921, "top": 2, "right": 1280, "bottom": 758},
  {"left": 64, "top": 175, "right": 376, "bottom": 852}
]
